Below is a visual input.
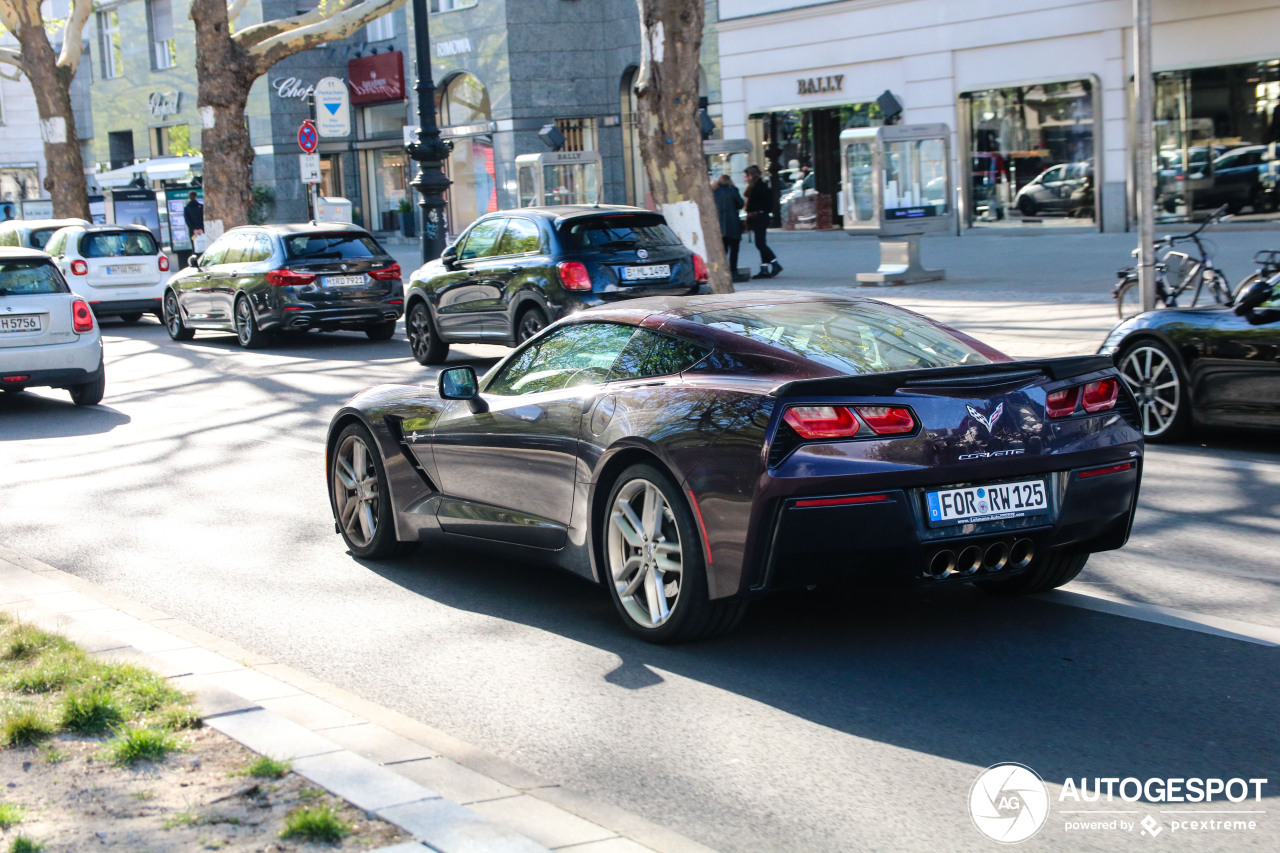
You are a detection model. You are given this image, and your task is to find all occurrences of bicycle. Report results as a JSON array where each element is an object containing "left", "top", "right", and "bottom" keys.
[
  {"left": 1112, "top": 205, "right": 1234, "bottom": 319},
  {"left": 1230, "top": 249, "right": 1280, "bottom": 302}
]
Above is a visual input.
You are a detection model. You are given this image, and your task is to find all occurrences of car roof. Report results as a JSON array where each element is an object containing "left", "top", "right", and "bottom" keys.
[
  {"left": 476, "top": 205, "right": 662, "bottom": 227},
  {"left": 240, "top": 222, "right": 370, "bottom": 235},
  {"left": 78, "top": 224, "right": 157, "bottom": 233},
  {"left": 1, "top": 218, "right": 90, "bottom": 230},
  {"left": 0, "top": 246, "right": 55, "bottom": 260},
  {"left": 582, "top": 290, "right": 873, "bottom": 322}
]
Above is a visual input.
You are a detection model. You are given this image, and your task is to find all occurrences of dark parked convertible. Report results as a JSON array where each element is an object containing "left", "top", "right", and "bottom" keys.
[{"left": 328, "top": 292, "right": 1144, "bottom": 643}]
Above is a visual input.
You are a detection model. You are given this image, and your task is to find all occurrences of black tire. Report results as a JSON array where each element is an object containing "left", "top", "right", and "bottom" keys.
[
  {"left": 1017, "top": 196, "right": 1037, "bottom": 217},
  {"left": 1251, "top": 186, "right": 1276, "bottom": 214},
  {"left": 234, "top": 295, "right": 270, "bottom": 350},
  {"left": 600, "top": 463, "right": 747, "bottom": 644},
  {"left": 365, "top": 319, "right": 398, "bottom": 341},
  {"left": 406, "top": 301, "right": 449, "bottom": 365},
  {"left": 1116, "top": 339, "right": 1191, "bottom": 442},
  {"left": 515, "top": 305, "right": 548, "bottom": 344},
  {"left": 1114, "top": 277, "right": 1142, "bottom": 319},
  {"left": 329, "top": 422, "right": 415, "bottom": 559},
  {"left": 975, "top": 550, "right": 1088, "bottom": 595},
  {"left": 118, "top": 312, "right": 143, "bottom": 324},
  {"left": 163, "top": 291, "right": 194, "bottom": 341},
  {"left": 69, "top": 371, "right": 105, "bottom": 407}
]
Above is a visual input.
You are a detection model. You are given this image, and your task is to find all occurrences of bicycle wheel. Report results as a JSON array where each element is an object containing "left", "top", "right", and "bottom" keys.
[
  {"left": 1115, "top": 277, "right": 1143, "bottom": 318},
  {"left": 1190, "top": 268, "right": 1231, "bottom": 307}
]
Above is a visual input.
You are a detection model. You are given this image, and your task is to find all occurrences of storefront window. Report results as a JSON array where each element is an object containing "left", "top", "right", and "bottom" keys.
[
  {"left": 962, "top": 80, "right": 1095, "bottom": 225},
  {"left": 0, "top": 166, "right": 40, "bottom": 214},
  {"left": 368, "top": 148, "right": 410, "bottom": 232},
  {"left": 153, "top": 124, "right": 195, "bottom": 157},
  {"left": 438, "top": 73, "right": 494, "bottom": 234},
  {"left": 542, "top": 162, "right": 598, "bottom": 205}
]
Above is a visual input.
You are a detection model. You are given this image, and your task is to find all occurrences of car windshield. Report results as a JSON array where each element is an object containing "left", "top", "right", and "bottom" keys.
[
  {"left": 81, "top": 231, "right": 157, "bottom": 257},
  {"left": 559, "top": 215, "right": 681, "bottom": 251},
  {"left": 0, "top": 259, "right": 68, "bottom": 295},
  {"left": 284, "top": 233, "right": 384, "bottom": 260},
  {"left": 686, "top": 301, "right": 992, "bottom": 374}
]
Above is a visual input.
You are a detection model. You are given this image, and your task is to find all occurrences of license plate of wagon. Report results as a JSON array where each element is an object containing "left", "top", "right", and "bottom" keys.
[{"left": 925, "top": 478, "right": 1049, "bottom": 526}]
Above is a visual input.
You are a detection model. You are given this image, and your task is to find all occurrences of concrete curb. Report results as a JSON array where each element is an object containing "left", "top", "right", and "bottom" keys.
[{"left": 0, "top": 544, "right": 719, "bottom": 853}]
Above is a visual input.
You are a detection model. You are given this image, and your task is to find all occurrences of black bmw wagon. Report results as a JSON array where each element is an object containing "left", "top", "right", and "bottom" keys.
[{"left": 404, "top": 205, "right": 709, "bottom": 365}]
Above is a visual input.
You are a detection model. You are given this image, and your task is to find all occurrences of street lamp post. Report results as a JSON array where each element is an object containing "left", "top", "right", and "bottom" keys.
[{"left": 407, "top": 0, "right": 452, "bottom": 264}]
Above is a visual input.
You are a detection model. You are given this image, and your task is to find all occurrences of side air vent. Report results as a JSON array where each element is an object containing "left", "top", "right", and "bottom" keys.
[{"left": 768, "top": 420, "right": 803, "bottom": 467}]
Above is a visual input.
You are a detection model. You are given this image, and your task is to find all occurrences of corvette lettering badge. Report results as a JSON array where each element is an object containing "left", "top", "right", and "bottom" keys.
[{"left": 966, "top": 402, "right": 1004, "bottom": 433}]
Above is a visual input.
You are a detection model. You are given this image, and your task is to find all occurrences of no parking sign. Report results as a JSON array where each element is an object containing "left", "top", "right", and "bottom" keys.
[{"left": 298, "top": 120, "right": 318, "bottom": 154}]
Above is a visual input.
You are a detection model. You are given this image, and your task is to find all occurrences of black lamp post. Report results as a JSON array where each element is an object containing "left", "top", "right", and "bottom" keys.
[{"left": 406, "top": 0, "right": 453, "bottom": 263}]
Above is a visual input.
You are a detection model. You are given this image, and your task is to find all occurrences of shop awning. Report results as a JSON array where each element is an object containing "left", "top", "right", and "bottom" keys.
[{"left": 95, "top": 156, "right": 202, "bottom": 188}]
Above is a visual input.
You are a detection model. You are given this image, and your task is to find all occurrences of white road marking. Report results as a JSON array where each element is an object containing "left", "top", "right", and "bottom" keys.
[{"left": 1037, "top": 588, "right": 1280, "bottom": 647}]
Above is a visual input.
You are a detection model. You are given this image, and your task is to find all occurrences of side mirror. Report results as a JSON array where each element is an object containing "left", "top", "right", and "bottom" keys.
[
  {"left": 188, "top": 254, "right": 201, "bottom": 267},
  {"left": 438, "top": 365, "right": 488, "bottom": 413},
  {"left": 440, "top": 244, "right": 458, "bottom": 270}
]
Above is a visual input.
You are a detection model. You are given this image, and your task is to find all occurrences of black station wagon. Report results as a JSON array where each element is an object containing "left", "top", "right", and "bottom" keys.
[
  {"left": 163, "top": 223, "right": 403, "bottom": 348},
  {"left": 403, "top": 205, "right": 709, "bottom": 365}
]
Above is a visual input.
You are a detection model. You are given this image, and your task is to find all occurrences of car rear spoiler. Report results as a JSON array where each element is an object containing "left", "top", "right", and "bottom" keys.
[{"left": 771, "top": 355, "right": 1115, "bottom": 398}]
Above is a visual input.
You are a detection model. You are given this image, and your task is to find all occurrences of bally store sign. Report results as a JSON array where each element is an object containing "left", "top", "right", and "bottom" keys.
[
  {"left": 797, "top": 74, "right": 844, "bottom": 96},
  {"left": 347, "top": 52, "right": 405, "bottom": 105}
]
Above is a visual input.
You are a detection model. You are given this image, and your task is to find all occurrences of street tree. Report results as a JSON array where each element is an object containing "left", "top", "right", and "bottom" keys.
[
  {"left": 0, "top": 0, "right": 95, "bottom": 218},
  {"left": 634, "top": 0, "right": 731, "bottom": 293},
  {"left": 191, "top": 0, "right": 408, "bottom": 235}
]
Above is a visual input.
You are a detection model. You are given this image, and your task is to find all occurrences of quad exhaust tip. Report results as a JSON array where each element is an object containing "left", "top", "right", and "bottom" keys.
[
  {"left": 928, "top": 549, "right": 957, "bottom": 579},
  {"left": 957, "top": 546, "right": 983, "bottom": 575},
  {"left": 924, "top": 538, "right": 1035, "bottom": 580},
  {"left": 983, "top": 541, "right": 1010, "bottom": 572},
  {"left": 1010, "top": 539, "right": 1035, "bottom": 569}
]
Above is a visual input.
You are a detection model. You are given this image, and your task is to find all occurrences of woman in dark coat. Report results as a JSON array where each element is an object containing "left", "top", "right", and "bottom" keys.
[
  {"left": 712, "top": 174, "right": 747, "bottom": 282},
  {"left": 743, "top": 164, "right": 781, "bottom": 278}
]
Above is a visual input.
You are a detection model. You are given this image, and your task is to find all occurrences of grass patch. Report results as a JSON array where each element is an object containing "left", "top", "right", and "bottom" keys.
[
  {"left": 161, "top": 810, "right": 200, "bottom": 829},
  {"left": 1, "top": 625, "right": 75, "bottom": 663},
  {"left": 9, "top": 836, "right": 45, "bottom": 853},
  {"left": 153, "top": 705, "right": 202, "bottom": 731},
  {"left": 39, "top": 744, "right": 68, "bottom": 764},
  {"left": 3, "top": 651, "right": 89, "bottom": 694},
  {"left": 105, "top": 726, "right": 183, "bottom": 766},
  {"left": 0, "top": 802, "right": 26, "bottom": 829},
  {"left": 59, "top": 686, "right": 124, "bottom": 734},
  {"left": 132, "top": 789, "right": 156, "bottom": 801},
  {"left": 280, "top": 803, "right": 350, "bottom": 843},
  {"left": 236, "top": 755, "right": 291, "bottom": 779},
  {"left": 296, "top": 787, "right": 325, "bottom": 800},
  {"left": 0, "top": 706, "right": 53, "bottom": 746}
]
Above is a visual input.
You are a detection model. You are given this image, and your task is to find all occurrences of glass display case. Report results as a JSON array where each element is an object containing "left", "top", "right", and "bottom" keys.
[{"left": 515, "top": 151, "right": 602, "bottom": 207}]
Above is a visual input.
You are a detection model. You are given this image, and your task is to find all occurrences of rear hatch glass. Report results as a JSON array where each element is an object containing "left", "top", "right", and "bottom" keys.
[
  {"left": 282, "top": 232, "right": 395, "bottom": 299},
  {"left": 0, "top": 259, "right": 71, "bottom": 347},
  {"left": 0, "top": 259, "right": 68, "bottom": 295},
  {"left": 284, "top": 233, "right": 387, "bottom": 262},
  {"left": 559, "top": 215, "right": 682, "bottom": 252},
  {"left": 81, "top": 231, "right": 158, "bottom": 257}
]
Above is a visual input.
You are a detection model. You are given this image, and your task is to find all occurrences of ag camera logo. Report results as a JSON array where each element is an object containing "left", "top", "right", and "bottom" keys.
[{"left": 969, "top": 763, "right": 1050, "bottom": 843}]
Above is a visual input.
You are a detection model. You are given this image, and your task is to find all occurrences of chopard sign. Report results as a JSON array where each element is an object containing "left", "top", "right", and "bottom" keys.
[
  {"left": 148, "top": 91, "right": 181, "bottom": 118},
  {"left": 797, "top": 74, "right": 844, "bottom": 96},
  {"left": 272, "top": 77, "right": 316, "bottom": 100}
]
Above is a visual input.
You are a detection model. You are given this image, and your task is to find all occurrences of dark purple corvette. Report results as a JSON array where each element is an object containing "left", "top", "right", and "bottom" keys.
[{"left": 326, "top": 292, "right": 1143, "bottom": 643}]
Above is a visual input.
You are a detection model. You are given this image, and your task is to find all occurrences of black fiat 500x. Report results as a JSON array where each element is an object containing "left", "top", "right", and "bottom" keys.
[
  {"left": 404, "top": 205, "right": 709, "bottom": 365},
  {"left": 163, "top": 223, "right": 403, "bottom": 348}
]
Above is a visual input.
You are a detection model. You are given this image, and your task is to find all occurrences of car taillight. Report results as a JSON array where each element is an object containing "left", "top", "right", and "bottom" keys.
[
  {"left": 1046, "top": 387, "right": 1080, "bottom": 418},
  {"left": 158, "top": 255, "right": 170, "bottom": 272},
  {"left": 368, "top": 263, "right": 401, "bottom": 281},
  {"left": 70, "top": 259, "right": 88, "bottom": 276},
  {"left": 782, "top": 405, "right": 860, "bottom": 439},
  {"left": 855, "top": 406, "right": 916, "bottom": 435},
  {"left": 264, "top": 269, "right": 317, "bottom": 287},
  {"left": 72, "top": 299, "right": 94, "bottom": 332},
  {"left": 558, "top": 261, "right": 592, "bottom": 291},
  {"left": 1081, "top": 378, "right": 1119, "bottom": 413},
  {"left": 692, "top": 253, "right": 709, "bottom": 283}
]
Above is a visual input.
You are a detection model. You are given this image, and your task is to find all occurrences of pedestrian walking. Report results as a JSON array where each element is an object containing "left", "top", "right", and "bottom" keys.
[
  {"left": 712, "top": 174, "right": 748, "bottom": 283},
  {"left": 743, "top": 165, "right": 781, "bottom": 279},
  {"left": 183, "top": 192, "right": 204, "bottom": 244}
]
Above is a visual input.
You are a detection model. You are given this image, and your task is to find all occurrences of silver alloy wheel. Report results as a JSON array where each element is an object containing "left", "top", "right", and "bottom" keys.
[
  {"left": 1119, "top": 344, "right": 1181, "bottom": 437},
  {"left": 517, "top": 309, "right": 546, "bottom": 343},
  {"left": 235, "top": 298, "right": 254, "bottom": 346},
  {"left": 607, "top": 478, "right": 684, "bottom": 628},
  {"left": 332, "top": 434, "right": 380, "bottom": 548},
  {"left": 164, "top": 292, "right": 181, "bottom": 334}
]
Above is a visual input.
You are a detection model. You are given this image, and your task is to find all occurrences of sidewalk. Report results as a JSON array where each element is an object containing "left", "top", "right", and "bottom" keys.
[{"left": 0, "top": 543, "right": 717, "bottom": 853}]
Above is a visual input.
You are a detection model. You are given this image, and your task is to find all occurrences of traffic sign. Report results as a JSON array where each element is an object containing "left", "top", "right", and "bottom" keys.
[
  {"left": 299, "top": 153, "right": 321, "bottom": 184},
  {"left": 314, "top": 77, "right": 351, "bottom": 138},
  {"left": 298, "top": 120, "right": 318, "bottom": 154}
]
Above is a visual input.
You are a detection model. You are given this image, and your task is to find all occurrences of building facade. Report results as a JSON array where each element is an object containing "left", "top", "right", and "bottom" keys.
[{"left": 716, "top": 0, "right": 1280, "bottom": 232}]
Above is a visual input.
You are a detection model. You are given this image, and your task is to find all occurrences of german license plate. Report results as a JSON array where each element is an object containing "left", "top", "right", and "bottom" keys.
[
  {"left": 0, "top": 315, "right": 41, "bottom": 334},
  {"left": 926, "top": 479, "right": 1048, "bottom": 526},
  {"left": 324, "top": 275, "right": 365, "bottom": 288},
  {"left": 107, "top": 264, "right": 143, "bottom": 275},
  {"left": 622, "top": 264, "right": 671, "bottom": 281}
]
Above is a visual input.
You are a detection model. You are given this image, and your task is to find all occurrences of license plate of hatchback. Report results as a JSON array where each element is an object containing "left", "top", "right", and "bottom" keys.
[
  {"left": 623, "top": 264, "right": 670, "bottom": 281},
  {"left": 925, "top": 479, "right": 1048, "bottom": 526},
  {"left": 0, "top": 315, "right": 41, "bottom": 334},
  {"left": 107, "top": 264, "right": 143, "bottom": 275},
  {"left": 324, "top": 275, "right": 366, "bottom": 288}
]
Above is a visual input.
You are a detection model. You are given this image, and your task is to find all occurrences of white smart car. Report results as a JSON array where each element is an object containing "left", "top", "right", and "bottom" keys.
[
  {"left": 0, "top": 218, "right": 91, "bottom": 251},
  {"left": 0, "top": 247, "right": 105, "bottom": 405},
  {"left": 44, "top": 223, "right": 170, "bottom": 322}
]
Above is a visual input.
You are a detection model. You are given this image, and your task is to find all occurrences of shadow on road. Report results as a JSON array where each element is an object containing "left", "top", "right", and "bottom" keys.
[{"left": 0, "top": 392, "right": 132, "bottom": 438}]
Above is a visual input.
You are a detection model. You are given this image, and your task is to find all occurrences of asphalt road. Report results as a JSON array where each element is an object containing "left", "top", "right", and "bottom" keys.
[{"left": 2, "top": 302, "right": 1278, "bottom": 852}]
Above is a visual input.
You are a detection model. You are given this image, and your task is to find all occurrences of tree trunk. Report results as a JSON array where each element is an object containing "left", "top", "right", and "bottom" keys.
[
  {"left": 635, "top": 1, "right": 732, "bottom": 293},
  {"left": 191, "top": 0, "right": 257, "bottom": 237},
  {"left": 17, "top": 22, "right": 89, "bottom": 220}
]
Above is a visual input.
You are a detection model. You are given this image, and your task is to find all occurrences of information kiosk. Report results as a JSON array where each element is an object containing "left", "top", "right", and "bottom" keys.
[
  {"left": 515, "top": 151, "right": 602, "bottom": 207},
  {"left": 704, "top": 139, "right": 751, "bottom": 182},
  {"left": 840, "top": 123, "right": 952, "bottom": 284}
]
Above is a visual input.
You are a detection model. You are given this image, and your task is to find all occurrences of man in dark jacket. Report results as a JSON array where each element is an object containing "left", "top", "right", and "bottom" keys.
[
  {"left": 743, "top": 165, "right": 781, "bottom": 279},
  {"left": 183, "top": 191, "right": 204, "bottom": 239},
  {"left": 712, "top": 174, "right": 748, "bottom": 282}
]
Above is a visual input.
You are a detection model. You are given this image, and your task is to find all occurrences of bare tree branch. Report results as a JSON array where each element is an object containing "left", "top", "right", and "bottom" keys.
[
  {"left": 55, "top": 0, "right": 94, "bottom": 72},
  {"left": 0, "top": 46, "right": 22, "bottom": 79},
  {"left": 226, "top": 0, "right": 251, "bottom": 22},
  {"left": 245, "top": 0, "right": 407, "bottom": 75},
  {"left": 234, "top": 0, "right": 358, "bottom": 50},
  {"left": 0, "top": 1, "right": 21, "bottom": 35}
]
